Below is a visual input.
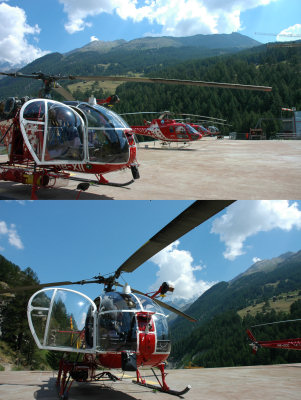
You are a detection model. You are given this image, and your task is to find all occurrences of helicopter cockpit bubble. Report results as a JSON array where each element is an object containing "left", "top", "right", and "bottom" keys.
[
  {"left": 27, "top": 288, "right": 97, "bottom": 353},
  {"left": 20, "top": 99, "right": 85, "bottom": 164}
]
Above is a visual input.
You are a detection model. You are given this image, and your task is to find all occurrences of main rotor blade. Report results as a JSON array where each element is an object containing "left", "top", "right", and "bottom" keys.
[
  {"left": 115, "top": 200, "right": 234, "bottom": 276},
  {"left": 70, "top": 75, "right": 272, "bottom": 92},
  {"left": 127, "top": 286, "right": 197, "bottom": 322},
  {"left": 53, "top": 84, "right": 75, "bottom": 101},
  {"left": 180, "top": 113, "right": 227, "bottom": 122},
  {"left": 0, "top": 279, "right": 101, "bottom": 295},
  {"left": 0, "top": 72, "right": 272, "bottom": 92},
  {"left": 153, "top": 297, "right": 197, "bottom": 322}
]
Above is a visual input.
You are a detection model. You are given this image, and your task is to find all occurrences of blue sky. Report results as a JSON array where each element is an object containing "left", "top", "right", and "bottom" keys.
[
  {"left": 0, "top": 0, "right": 300, "bottom": 67},
  {"left": 1, "top": 200, "right": 301, "bottom": 303}
]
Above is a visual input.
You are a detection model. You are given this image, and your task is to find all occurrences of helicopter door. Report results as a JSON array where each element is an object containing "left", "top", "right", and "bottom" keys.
[{"left": 27, "top": 288, "right": 97, "bottom": 353}]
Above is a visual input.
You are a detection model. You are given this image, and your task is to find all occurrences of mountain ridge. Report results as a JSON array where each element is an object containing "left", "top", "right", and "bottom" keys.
[{"left": 65, "top": 32, "right": 261, "bottom": 54}]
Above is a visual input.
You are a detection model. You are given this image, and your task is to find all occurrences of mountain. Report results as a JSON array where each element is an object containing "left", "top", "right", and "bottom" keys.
[
  {"left": 66, "top": 39, "right": 127, "bottom": 55},
  {"left": 69, "top": 32, "right": 259, "bottom": 53},
  {"left": 231, "top": 252, "right": 294, "bottom": 282},
  {"left": 0, "top": 32, "right": 260, "bottom": 99},
  {"left": 169, "top": 250, "right": 301, "bottom": 342}
]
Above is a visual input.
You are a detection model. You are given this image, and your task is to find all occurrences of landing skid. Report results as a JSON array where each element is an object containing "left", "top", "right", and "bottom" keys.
[
  {"left": 68, "top": 175, "right": 134, "bottom": 188},
  {"left": 56, "top": 359, "right": 120, "bottom": 399},
  {"left": 133, "top": 364, "right": 191, "bottom": 397}
]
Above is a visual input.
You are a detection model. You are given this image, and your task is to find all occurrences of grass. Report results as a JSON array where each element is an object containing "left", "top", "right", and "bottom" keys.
[
  {"left": 66, "top": 72, "right": 144, "bottom": 95},
  {"left": 237, "top": 290, "right": 301, "bottom": 318},
  {"left": 67, "top": 80, "right": 123, "bottom": 95},
  {"left": 0, "top": 340, "right": 16, "bottom": 364}
]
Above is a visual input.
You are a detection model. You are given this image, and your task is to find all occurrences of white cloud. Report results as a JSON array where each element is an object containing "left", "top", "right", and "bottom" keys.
[
  {"left": 150, "top": 240, "right": 214, "bottom": 301},
  {"left": 277, "top": 24, "right": 301, "bottom": 42},
  {"left": 252, "top": 257, "right": 261, "bottom": 263},
  {"left": 0, "top": 220, "right": 24, "bottom": 250},
  {"left": 90, "top": 35, "right": 99, "bottom": 41},
  {"left": 59, "top": 0, "right": 279, "bottom": 36},
  {"left": 0, "top": 221, "right": 8, "bottom": 235},
  {"left": 211, "top": 201, "right": 301, "bottom": 261},
  {"left": 0, "top": 3, "right": 49, "bottom": 66}
]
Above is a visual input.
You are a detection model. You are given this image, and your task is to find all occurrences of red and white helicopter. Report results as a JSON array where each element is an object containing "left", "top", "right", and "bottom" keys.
[
  {"left": 121, "top": 111, "right": 230, "bottom": 143},
  {"left": 174, "top": 113, "right": 230, "bottom": 138},
  {"left": 0, "top": 72, "right": 271, "bottom": 198},
  {"left": 247, "top": 320, "right": 301, "bottom": 353},
  {"left": 0, "top": 200, "right": 234, "bottom": 398},
  {"left": 120, "top": 111, "right": 203, "bottom": 143}
]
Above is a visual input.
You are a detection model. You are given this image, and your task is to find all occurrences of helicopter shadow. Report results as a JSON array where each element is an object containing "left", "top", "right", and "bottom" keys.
[
  {"left": 69, "top": 381, "right": 155, "bottom": 400},
  {"left": 0, "top": 181, "right": 115, "bottom": 200},
  {"left": 140, "top": 145, "right": 198, "bottom": 152},
  {"left": 33, "top": 377, "right": 155, "bottom": 400},
  {"left": 33, "top": 377, "right": 58, "bottom": 399}
]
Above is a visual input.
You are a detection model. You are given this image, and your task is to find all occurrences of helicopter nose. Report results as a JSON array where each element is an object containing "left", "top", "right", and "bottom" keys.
[{"left": 191, "top": 133, "right": 202, "bottom": 140}]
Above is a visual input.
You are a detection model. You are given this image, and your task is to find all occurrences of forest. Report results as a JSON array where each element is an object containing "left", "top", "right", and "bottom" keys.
[
  {"left": 62, "top": 45, "right": 301, "bottom": 136},
  {"left": 170, "top": 301, "right": 301, "bottom": 368},
  {"left": 0, "top": 255, "right": 49, "bottom": 369},
  {"left": 113, "top": 46, "right": 301, "bottom": 136}
]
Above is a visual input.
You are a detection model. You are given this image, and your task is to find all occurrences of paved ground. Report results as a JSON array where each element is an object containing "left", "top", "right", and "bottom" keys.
[
  {"left": 0, "top": 364, "right": 301, "bottom": 399},
  {"left": 0, "top": 138, "right": 301, "bottom": 200}
]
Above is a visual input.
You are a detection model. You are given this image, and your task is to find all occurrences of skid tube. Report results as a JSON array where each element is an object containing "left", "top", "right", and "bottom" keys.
[
  {"left": 68, "top": 175, "right": 134, "bottom": 188},
  {"left": 133, "top": 363, "right": 191, "bottom": 397}
]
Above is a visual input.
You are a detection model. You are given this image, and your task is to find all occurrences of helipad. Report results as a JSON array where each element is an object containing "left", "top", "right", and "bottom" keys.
[
  {"left": 0, "top": 138, "right": 301, "bottom": 200},
  {"left": 0, "top": 364, "right": 300, "bottom": 399}
]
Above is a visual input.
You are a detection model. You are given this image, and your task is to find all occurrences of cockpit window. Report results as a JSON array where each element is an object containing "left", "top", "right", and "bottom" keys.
[
  {"left": 97, "top": 311, "right": 137, "bottom": 352},
  {"left": 135, "top": 294, "right": 165, "bottom": 314},
  {"left": 45, "top": 102, "right": 85, "bottom": 161},
  {"left": 93, "top": 105, "right": 130, "bottom": 129},
  {"left": 99, "top": 292, "right": 139, "bottom": 312},
  {"left": 23, "top": 101, "right": 45, "bottom": 121},
  {"left": 77, "top": 103, "right": 129, "bottom": 164},
  {"left": 185, "top": 124, "right": 199, "bottom": 134}
]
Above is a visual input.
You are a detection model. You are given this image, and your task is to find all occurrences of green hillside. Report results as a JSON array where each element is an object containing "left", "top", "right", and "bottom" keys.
[
  {"left": 169, "top": 250, "right": 301, "bottom": 367},
  {"left": 170, "top": 302, "right": 301, "bottom": 369},
  {"left": 114, "top": 45, "right": 301, "bottom": 135}
]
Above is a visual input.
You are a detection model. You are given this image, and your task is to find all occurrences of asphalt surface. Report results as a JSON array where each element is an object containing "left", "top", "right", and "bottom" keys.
[
  {"left": 0, "top": 138, "right": 301, "bottom": 200},
  {"left": 0, "top": 364, "right": 300, "bottom": 400}
]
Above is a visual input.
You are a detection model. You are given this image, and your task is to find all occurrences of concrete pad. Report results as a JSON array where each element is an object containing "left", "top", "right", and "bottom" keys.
[
  {"left": 0, "top": 364, "right": 301, "bottom": 400},
  {"left": 1, "top": 138, "right": 301, "bottom": 199}
]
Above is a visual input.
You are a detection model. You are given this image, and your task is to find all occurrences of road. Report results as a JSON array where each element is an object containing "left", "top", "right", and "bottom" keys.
[
  {"left": 0, "top": 364, "right": 300, "bottom": 399},
  {"left": 0, "top": 138, "right": 301, "bottom": 199}
]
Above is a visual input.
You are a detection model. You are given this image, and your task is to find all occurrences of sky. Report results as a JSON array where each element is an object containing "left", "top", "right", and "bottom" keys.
[
  {"left": 0, "top": 0, "right": 300, "bottom": 67},
  {"left": 1, "top": 200, "right": 301, "bottom": 305}
]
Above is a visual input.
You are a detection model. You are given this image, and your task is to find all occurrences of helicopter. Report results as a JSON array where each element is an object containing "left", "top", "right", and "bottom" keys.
[
  {"left": 120, "top": 111, "right": 230, "bottom": 144},
  {"left": 120, "top": 111, "right": 203, "bottom": 144},
  {"left": 0, "top": 72, "right": 272, "bottom": 198},
  {"left": 0, "top": 200, "right": 234, "bottom": 398},
  {"left": 247, "top": 320, "right": 301, "bottom": 353},
  {"left": 172, "top": 113, "right": 231, "bottom": 138}
]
